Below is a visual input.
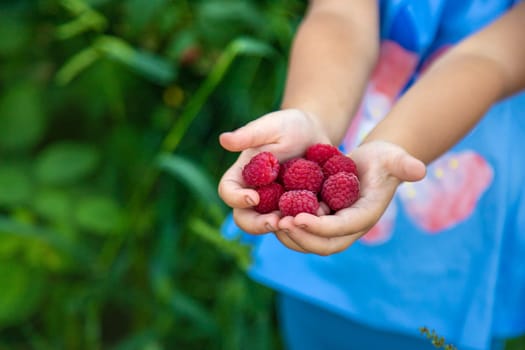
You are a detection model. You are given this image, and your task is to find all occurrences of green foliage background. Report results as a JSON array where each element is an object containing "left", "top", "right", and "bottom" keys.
[
  {"left": 0, "top": 0, "right": 303, "bottom": 348},
  {"left": 0, "top": 1, "right": 523, "bottom": 350}
]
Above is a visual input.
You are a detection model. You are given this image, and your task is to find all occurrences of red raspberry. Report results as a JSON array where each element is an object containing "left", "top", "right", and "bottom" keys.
[
  {"left": 253, "top": 182, "right": 284, "bottom": 214},
  {"left": 279, "top": 190, "right": 319, "bottom": 217},
  {"left": 305, "top": 143, "right": 342, "bottom": 166},
  {"left": 321, "top": 172, "right": 360, "bottom": 212},
  {"left": 322, "top": 154, "right": 358, "bottom": 178},
  {"left": 242, "top": 152, "right": 280, "bottom": 187},
  {"left": 278, "top": 158, "right": 300, "bottom": 183},
  {"left": 282, "top": 158, "right": 324, "bottom": 193}
]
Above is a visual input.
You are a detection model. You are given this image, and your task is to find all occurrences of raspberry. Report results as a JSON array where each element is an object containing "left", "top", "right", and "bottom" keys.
[
  {"left": 253, "top": 182, "right": 284, "bottom": 214},
  {"left": 282, "top": 158, "right": 324, "bottom": 193},
  {"left": 322, "top": 154, "right": 358, "bottom": 178},
  {"left": 279, "top": 190, "right": 319, "bottom": 217},
  {"left": 321, "top": 172, "right": 360, "bottom": 212},
  {"left": 242, "top": 151, "right": 280, "bottom": 187},
  {"left": 305, "top": 143, "right": 342, "bottom": 166},
  {"left": 278, "top": 158, "right": 300, "bottom": 183}
]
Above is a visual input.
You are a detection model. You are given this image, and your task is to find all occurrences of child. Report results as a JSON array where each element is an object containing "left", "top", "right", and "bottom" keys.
[{"left": 219, "top": 0, "right": 525, "bottom": 349}]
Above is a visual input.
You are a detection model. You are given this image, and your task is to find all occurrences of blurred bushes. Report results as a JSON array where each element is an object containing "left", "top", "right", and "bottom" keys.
[{"left": 0, "top": 0, "right": 304, "bottom": 348}]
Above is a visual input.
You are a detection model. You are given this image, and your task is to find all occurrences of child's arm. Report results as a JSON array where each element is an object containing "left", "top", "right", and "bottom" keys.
[
  {"left": 364, "top": 1, "right": 525, "bottom": 163},
  {"left": 221, "top": 0, "right": 379, "bottom": 150},
  {"left": 280, "top": 0, "right": 380, "bottom": 143}
]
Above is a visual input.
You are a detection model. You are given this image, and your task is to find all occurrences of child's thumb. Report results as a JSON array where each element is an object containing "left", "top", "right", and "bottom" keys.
[
  {"left": 219, "top": 118, "right": 279, "bottom": 152},
  {"left": 391, "top": 153, "right": 426, "bottom": 182}
]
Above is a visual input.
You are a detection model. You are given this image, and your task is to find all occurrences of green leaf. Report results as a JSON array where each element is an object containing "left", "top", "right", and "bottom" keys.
[
  {"left": 0, "top": 83, "right": 46, "bottom": 152},
  {"left": 35, "top": 142, "right": 100, "bottom": 186},
  {"left": 0, "top": 216, "right": 87, "bottom": 264},
  {"left": 0, "top": 165, "right": 33, "bottom": 207},
  {"left": 60, "top": 0, "right": 95, "bottom": 15},
  {"left": 57, "top": 11, "right": 107, "bottom": 40},
  {"left": 57, "top": 34, "right": 177, "bottom": 85},
  {"left": 95, "top": 36, "right": 176, "bottom": 85},
  {"left": 123, "top": 0, "right": 168, "bottom": 34},
  {"left": 198, "top": 0, "right": 262, "bottom": 24},
  {"left": 33, "top": 188, "right": 71, "bottom": 223},
  {"left": 73, "top": 195, "right": 124, "bottom": 235},
  {"left": 56, "top": 11, "right": 107, "bottom": 39},
  {"left": 55, "top": 47, "right": 101, "bottom": 86},
  {"left": 196, "top": 1, "right": 266, "bottom": 46},
  {"left": 157, "top": 154, "right": 223, "bottom": 209},
  {"left": 24, "top": 238, "right": 68, "bottom": 271},
  {"left": 231, "top": 36, "right": 276, "bottom": 57},
  {"left": 0, "top": 261, "right": 45, "bottom": 327},
  {"left": 0, "top": 217, "right": 76, "bottom": 271}
]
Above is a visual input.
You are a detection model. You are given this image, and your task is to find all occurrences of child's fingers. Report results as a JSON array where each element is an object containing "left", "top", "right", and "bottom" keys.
[
  {"left": 218, "top": 163, "right": 259, "bottom": 208},
  {"left": 388, "top": 152, "right": 426, "bottom": 182},
  {"left": 232, "top": 208, "right": 281, "bottom": 235},
  {"left": 285, "top": 227, "right": 363, "bottom": 256},
  {"left": 218, "top": 178, "right": 258, "bottom": 208},
  {"left": 274, "top": 229, "right": 309, "bottom": 253},
  {"left": 219, "top": 113, "right": 283, "bottom": 152},
  {"left": 291, "top": 199, "right": 380, "bottom": 237},
  {"left": 274, "top": 216, "right": 308, "bottom": 252},
  {"left": 354, "top": 140, "right": 426, "bottom": 183}
]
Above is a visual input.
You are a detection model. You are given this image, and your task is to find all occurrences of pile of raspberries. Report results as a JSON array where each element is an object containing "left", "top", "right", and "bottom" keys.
[{"left": 242, "top": 143, "right": 360, "bottom": 216}]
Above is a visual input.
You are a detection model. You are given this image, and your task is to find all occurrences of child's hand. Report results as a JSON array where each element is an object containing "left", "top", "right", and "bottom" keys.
[
  {"left": 274, "top": 141, "right": 426, "bottom": 255},
  {"left": 218, "top": 109, "right": 331, "bottom": 234}
]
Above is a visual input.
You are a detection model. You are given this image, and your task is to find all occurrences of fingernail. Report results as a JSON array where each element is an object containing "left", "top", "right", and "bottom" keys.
[{"left": 245, "top": 196, "right": 255, "bottom": 206}]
